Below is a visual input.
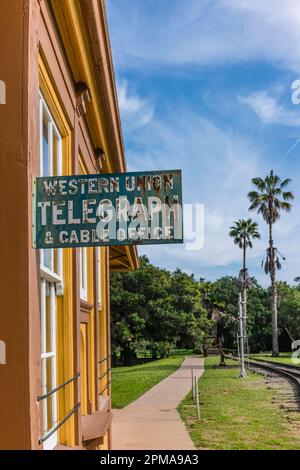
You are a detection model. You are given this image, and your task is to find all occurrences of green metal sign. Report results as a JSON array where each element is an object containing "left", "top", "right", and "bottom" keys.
[{"left": 33, "top": 170, "right": 183, "bottom": 249}]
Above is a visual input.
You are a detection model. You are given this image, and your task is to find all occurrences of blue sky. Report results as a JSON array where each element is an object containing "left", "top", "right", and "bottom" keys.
[{"left": 106, "top": 0, "right": 300, "bottom": 286}]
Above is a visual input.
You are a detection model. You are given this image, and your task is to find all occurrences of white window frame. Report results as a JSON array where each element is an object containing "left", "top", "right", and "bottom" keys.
[
  {"left": 97, "top": 247, "right": 102, "bottom": 308},
  {"left": 39, "top": 95, "right": 63, "bottom": 277},
  {"left": 39, "top": 94, "right": 63, "bottom": 450},
  {"left": 80, "top": 247, "right": 88, "bottom": 301},
  {"left": 40, "top": 280, "right": 58, "bottom": 450}
]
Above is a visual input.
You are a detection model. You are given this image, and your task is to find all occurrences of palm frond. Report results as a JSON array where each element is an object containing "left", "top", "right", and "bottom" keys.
[
  {"left": 282, "top": 191, "right": 295, "bottom": 201},
  {"left": 264, "top": 259, "right": 270, "bottom": 274},
  {"left": 248, "top": 171, "right": 293, "bottom": 225},
  {"left": 280, "top": 202, "right": 292, "bottom": 212},
  {"left": 251, "top": 178, "right": 266, "bottom": 191},
  {"left": 276, "top": 257, "right": 282, "bottom": 270},
  {"left": 229, "top": 218, "right": 260, "bottom": 252},
  {"left": 281, "top": 178, "right": 292, "bottom": 188}
]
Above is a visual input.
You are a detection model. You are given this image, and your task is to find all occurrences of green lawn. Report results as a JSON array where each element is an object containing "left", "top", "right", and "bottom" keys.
[
  {"left": 251, "top": 352, "right": 299, "bottom": 367},
  {"left": 179, "top": 356, "right": 300, "bottom": 450},
  {"left": 111, "top": 354, "right": 185, "bottom": 408}
]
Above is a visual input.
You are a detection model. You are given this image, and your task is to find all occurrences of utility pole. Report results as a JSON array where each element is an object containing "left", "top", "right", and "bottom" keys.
[{"left": 238, "top": 292, "right": 246, "bottom": 377}]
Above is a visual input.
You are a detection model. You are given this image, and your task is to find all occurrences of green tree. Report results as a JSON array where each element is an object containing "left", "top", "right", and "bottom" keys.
[
  {"left": 169, "top": 269, "right": 211, "bottom": 353},
  {"left": 210, "top": 276, "right": 239, "bottom": 349},
  {"left": 229, "top": 218, "right": 260, "bottom": 323},
  {"left": 248, "top": 170, "right": 294, "bottom": 356},
  {"left": 277, "top": 281, "right": 300, "bottom": 347},
  {"left": 246, "top": 281, "right": 272, "bottom": 353},
  {"left": 210, "top": 276, "right": 272, "bottom": 353},
  {"left": 110, "top": 256, "right": 211, "bottom": 364}
]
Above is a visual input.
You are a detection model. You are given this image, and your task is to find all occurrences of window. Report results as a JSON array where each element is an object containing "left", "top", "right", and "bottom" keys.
[
  {"left": 80, "top": 247, "right": 88, "bottom": 301},
  {"left": 39, "top": 94, "right": 63, "bottom": 450},
  {"left": 97, "top": 248, "right": 102, "bottom": 308}
]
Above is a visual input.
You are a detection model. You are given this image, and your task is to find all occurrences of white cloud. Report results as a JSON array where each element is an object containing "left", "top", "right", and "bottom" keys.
[
  {"left": 117, "top": 80, "right": 154, "bottom": 129},
  {"left": 119, "top": 90, "right": 299, "bottom": 286},
  {"left": 107, "top": 1, "right": 300, "bottom": 286},
  {"left": 239, "top": 91, "right": 300, "bottom": 126},
  {"left": 107, "top": 0, "right": 300, "bottom": 73},
  {"left": 123, "top": 102, "right": 267, "bottom": 270}
]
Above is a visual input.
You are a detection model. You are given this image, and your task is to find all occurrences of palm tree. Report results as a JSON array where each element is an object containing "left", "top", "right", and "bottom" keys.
[
  {"left": 248, "top": 170, "right": 294, "bottom": 356},
  {"left": 229, "top": 219, "right": 260, "bottom": 322}
]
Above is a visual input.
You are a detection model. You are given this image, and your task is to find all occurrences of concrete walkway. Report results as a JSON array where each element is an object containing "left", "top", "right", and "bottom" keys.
[{"left": 112, "top": 356, "right": 204, "bottom": 450}]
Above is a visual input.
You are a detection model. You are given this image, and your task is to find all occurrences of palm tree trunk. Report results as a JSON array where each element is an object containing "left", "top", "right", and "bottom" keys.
[
  {"left": 269, "top": 220, "right": 279, "bottom": 356},
  {"left": 242, "top": 240, "right": 247, "bottom": 326}
]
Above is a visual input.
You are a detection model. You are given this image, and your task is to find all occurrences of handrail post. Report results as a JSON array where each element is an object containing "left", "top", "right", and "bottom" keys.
[
  {"left": 191, "top": 368, "right": 194, "bottom": 400},
  {"left": 194, "top": 376, "right": 200, "bottom": 419}
]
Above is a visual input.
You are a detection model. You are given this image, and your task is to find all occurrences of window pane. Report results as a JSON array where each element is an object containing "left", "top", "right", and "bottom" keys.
[
  {"left": 42, "top": 113, "right": 49, "bottom": 177},
  {"left": 41, "top": 279, "right": 46, "bottom": 355},
  {"left": 45, "top": 357, "right": 55, "bottom": 431},
  {"left": 53, "top": 249, "right": 60, "bottom": 277},
  {"left": 40, "top": 99, "right": 62, "bottom": 275},
  {"left": 53, "top": 132, "right": 60, "bottom": 177},
  {"left": 80, "top": 247, "right": 87, "bottom": 300},
  {"left": 43, "top": 249, "right": 52, "bottom": 271},
  {"left": 45, "top": 282, "right": 53, "bottom": 354}
]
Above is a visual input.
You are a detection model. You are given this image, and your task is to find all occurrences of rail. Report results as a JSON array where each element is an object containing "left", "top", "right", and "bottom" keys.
[
  {"left": 98, "top": 355, "right": 111, "bottom": 396},
  {"left": 226, "top": 355, "right": 300, "bottom": 388},
  {"left": 98, "top": 354, "right": 112, "bottom": 365},
  {"left": 38, "top": 373, "right": 80, "bottom": 401},
  {"left": 39, "top": 403, "right": 81, "bottom": 444},
  {"left": 99, "top": 381, "right": 111, "bottom": 396},
  {"left": 38, "top": 373, "right": 80, "bottom": 445},
  {"left": 99, "top": 368, "right": 111, "bottom": 381},
  {"left": 249, "top": 356, "right": 300, "bottom": 373}
]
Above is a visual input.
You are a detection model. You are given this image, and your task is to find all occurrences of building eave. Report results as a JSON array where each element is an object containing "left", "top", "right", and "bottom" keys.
[{"left": 50, "top": 0, "right": 139, "bottom": 271}]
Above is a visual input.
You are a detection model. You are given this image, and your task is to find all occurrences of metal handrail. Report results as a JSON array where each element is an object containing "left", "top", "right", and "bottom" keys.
[
  {"left": 99, "top": 368, "right": 111, "bottom": 381},
  {"left": 99, "top": 381, "right": 111, "bottom": 396},
  {"left": 98, "top": 354, "right": 112, "bottom": 365},
  {"left": 39, "top": 403, "right": 81, "bottom": 444},
  {"left": 38, "top": 373, "right": 80, "bottom": 402}
]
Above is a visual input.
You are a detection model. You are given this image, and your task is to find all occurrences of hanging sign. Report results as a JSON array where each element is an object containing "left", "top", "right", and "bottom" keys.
[{"left": 33, "top": 169, "right": 183, "bottom": 249}]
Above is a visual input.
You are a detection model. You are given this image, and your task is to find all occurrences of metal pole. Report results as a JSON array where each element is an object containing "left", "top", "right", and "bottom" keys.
[
  {"left": 246, "top": 336, "right": 250, "bottom": 370},
  {"left": 238, "top": 292, "right": 246, "bottom": 378},
  {"left": 194, "top": 376, "right": 200, "bottom": 419},
  {"left": 196, "top": 379, "right": 200, "bottom": 419},
  {"left": 191, "top": 369, "right": 194, "bottom": 400}
]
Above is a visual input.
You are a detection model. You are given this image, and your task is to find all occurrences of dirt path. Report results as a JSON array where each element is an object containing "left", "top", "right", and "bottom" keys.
[{"left": 112, "top": 356, "right": 204, "bottom": 450}]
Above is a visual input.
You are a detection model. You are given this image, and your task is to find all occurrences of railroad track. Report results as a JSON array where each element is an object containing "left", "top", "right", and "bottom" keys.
[
  {"left": 225, "top": 355, "right": 300, "bottom": 412},
  {"left": 249, "top": 356, "right": 300, "bottom": 374},
  {"left": 226, "top": 354, "right": 300, "bottom": 389}
]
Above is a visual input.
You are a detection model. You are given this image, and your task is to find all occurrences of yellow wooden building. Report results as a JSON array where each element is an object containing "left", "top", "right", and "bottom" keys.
[{"left": 0, "top": 0, "right": 139, "bottom": 450}]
